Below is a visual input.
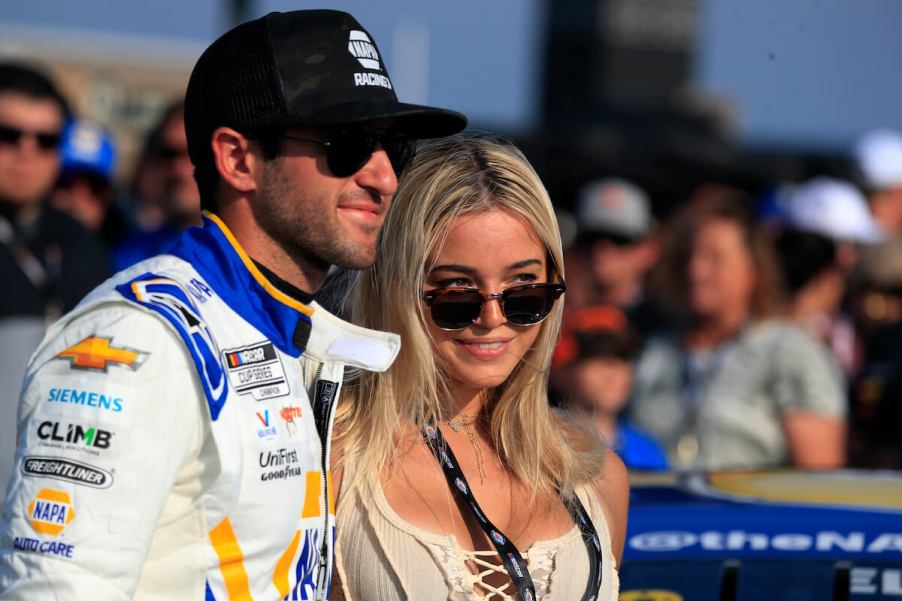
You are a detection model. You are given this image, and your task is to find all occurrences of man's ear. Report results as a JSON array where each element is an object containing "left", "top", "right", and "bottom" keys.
[{"left": 211, "top": 127, "right": 259, "bottom": 194}]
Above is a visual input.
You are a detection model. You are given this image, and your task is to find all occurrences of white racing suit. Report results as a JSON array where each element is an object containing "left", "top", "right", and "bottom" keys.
[{"left": 0, "top": 213, "right": 399, "bottom": 600}]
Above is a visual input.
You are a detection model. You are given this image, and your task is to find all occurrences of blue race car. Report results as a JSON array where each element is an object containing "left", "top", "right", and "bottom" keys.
[{"left": 620, "top": 470, "right": 902, "bottom": 600}]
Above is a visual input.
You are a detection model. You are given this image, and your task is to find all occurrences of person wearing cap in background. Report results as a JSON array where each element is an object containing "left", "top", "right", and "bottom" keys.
[
  {"left": 0, "top": 10, "right": 465, "bottom": 600},
  {"left": 0, "top": 64, "right": 110, "bottom": 492},
  {"left": 50, "top": 118, "right": 129, "bottom": 250},
  {"left": 111, "top": 100, "right": 201, "bottom": 271},
  {"left": 854, "top": 129, "right": 902, "bottom": 237},
  {"left": 553, "top": 305, "right": 668, "bottom": 471},
  {"left": 846, "top": 238, "right": 902, "bottom": 468},
  {"left": 572, "top": 177, "right": 667, "bottom": 338},
  {"left": 775, "top": 176, "right": 883, "bottom": 376}
]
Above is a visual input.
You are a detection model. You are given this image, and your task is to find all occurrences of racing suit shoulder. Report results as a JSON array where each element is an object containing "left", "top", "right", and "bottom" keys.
[{"left": 0, "top": 295, "right": 207, "bottom": 600}]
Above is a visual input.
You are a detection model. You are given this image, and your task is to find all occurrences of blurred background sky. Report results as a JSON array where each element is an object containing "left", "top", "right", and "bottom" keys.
[
  {"left": 2, "top": 0, "right": 901, "bottom": 147},
  {"left": 3, "top": 0, "right": 901, "bottom": 214}
]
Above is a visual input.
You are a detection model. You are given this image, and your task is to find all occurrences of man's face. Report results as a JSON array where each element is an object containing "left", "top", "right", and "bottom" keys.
[
  {"left": 0, "top": 92, "right": 64, "bottom": 209},
  {"left": 251, "top": 125, "right": 399, "bottom": 272}
]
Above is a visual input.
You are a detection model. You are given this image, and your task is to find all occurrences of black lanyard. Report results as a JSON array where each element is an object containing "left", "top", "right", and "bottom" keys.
[{"left": 422, "top": 422, "right": 603, "bottom": 601}]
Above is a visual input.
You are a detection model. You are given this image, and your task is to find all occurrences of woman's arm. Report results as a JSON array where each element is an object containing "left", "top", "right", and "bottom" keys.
[
  {"left": 592, "top": 449, "right": 630, "bottom": 565},
  {"left": 783, "top": 410, "right": 846, "bottom": 468}
]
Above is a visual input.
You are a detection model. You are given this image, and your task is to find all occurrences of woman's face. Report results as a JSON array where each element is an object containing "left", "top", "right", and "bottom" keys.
[
  {"left": 687, "top": 218, "right": 757, "bottom": 319},
  {"left": 424, "top": 209, "right": 548, "bottom": 392}
]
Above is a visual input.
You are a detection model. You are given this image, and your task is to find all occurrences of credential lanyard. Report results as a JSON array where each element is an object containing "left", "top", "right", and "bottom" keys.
[{"left": 422, "top": 422, "right": 603, "bottom": 601}]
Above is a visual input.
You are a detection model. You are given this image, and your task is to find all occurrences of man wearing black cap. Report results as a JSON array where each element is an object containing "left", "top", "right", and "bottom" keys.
[{"left": 0, "top": 10, "right": 465, "bottom": 600}]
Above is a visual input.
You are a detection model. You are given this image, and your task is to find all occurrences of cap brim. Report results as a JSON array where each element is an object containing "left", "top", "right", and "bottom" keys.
[{"left": 281, "top": 99, "right": 467, "bottom": 139}]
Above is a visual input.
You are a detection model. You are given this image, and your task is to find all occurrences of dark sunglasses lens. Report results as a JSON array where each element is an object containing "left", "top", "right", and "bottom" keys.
[
  {"left": 36, "top": 133, "right": 61, "bottom": 150},
  {"left": 598, "top": 232, "right": 635, "bottom": 247},
  {"left": 0, "top": 125, "right": 21, "bottom": 144},
  {"left": 503, "top": 286, "right": 557, "bottom": 325},
  {"left": 326, "top": 130, "right": 377, "bottom": 177},
  {"left": 382, "top": 134, "right": 415, "bottom": 176},
  {"left": 430, "top": 291, "right": 484, "bottom": 329}
]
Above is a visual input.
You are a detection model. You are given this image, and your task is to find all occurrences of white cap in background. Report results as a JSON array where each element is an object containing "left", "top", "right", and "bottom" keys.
[
  {"left": 576, "top": 178, "right": 652, "bottom": 240},
  {"left": 853, "top": 129, "right": 902, "bottom": 190},
  {"left": 786, "top": 177, "right": 884, "bottom": 243}
]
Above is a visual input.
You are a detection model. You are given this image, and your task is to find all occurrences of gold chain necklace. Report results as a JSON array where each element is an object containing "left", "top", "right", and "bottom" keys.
[{"left": 446, "top": 415, "right": 488, "bottom": 484}]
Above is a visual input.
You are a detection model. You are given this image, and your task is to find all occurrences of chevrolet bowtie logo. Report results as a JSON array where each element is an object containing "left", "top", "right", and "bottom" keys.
[{"left": 56, "top": 337, "right": 148, "bottom": 372}]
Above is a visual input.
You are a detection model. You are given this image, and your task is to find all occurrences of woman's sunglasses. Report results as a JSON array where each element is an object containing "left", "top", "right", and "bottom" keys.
[
  {"left": 422, "top": 282, "right": 566, "bottom": 330},
  {"left": 281, "top": 127, "right": 416, "bottom": 177}
]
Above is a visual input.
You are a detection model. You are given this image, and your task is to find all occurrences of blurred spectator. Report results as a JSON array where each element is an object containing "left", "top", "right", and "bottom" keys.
[
  {"left": 847, "top": 239, "right": 902, "bottom": 468},
  {"left": 571, "top": 177, "right": 667, "bottom": 336},
  {"left": 50, "top": 118, "right": 128, "bottom": 249},
  {"left": 775, "top": 177, "right": 883, "bottom": 375},
  {"left": 631, "top": 193, "right": 846, "bottom": 470},
  {"left": 112, "top": 100, "right": 200, "bottom": 270},
  {"left": 0, "top": 63, "right": 109, "bottom": 487},
  {"left": 554, "top": 305, "right": 668, "bottom": 471},
  {"left": 853, "top": 129, "right": 902, "bottom": 237}
]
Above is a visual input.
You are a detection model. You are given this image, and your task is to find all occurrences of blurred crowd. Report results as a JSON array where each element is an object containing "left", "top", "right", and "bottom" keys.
[
  {"left": 552, "top": 136, "right": 902, "bottom": 473},
  {"left": 0, "top": 63, "right": 200, "bottom": 484},
  {"left": 3, "top": 60, "right": 902, "bottom": 483}
]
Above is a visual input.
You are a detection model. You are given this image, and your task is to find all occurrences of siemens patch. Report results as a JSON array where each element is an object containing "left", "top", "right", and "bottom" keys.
[
  {"left": 47, "top": 388, "right": 123, "bottom": 413},
  {"left": 22, "top": 456, "right": 112, "bottom": 489},
  {"left": 223, "top": 341, "right": 289, "bottom": 401}
]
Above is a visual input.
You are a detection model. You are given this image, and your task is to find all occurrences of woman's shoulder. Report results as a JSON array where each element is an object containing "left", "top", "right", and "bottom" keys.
[{"left": 588, "top": 449, "right": 629, "bottom": 562}]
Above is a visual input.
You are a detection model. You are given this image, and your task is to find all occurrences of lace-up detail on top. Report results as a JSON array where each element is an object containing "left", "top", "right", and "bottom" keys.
[{"left": 335, "top": 467, "right": 619, "bottom": 601}]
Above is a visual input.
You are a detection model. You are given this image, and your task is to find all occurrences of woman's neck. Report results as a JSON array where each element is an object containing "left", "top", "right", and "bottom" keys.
[
  {"left": 443, "top": 384, "right": 487, "bottom": 421},
  {"left": 686, "top": 308, "right": 747, "bottom": 349}
]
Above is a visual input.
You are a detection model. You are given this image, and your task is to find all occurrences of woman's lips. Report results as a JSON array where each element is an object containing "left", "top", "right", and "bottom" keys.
[{"left": 455, "top": 338, "right": 512, "bottom": 360}]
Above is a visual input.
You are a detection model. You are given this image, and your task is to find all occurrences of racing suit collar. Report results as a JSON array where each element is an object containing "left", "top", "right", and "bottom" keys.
[{"left": 169, "top": 212, "right": 399, "bottom": 370}]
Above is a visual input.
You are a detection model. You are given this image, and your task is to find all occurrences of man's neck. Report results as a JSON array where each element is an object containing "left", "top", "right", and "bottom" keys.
[
  {"left": 253, "top": 260, "right": 315, "bottom": 304},
  {"left": 597, "top": 279, "right": 642, "bottom": 308},
  {"left": 218, "top": 204, "right": 328, "bottom": 294},
  {"left": 0, "top": 199, "right": 40, "bottom": 227}
]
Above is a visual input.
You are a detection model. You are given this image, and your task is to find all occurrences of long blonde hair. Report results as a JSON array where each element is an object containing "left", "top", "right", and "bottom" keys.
[{"left": 334, "top": 133, "right": 604, "bottom": 501}]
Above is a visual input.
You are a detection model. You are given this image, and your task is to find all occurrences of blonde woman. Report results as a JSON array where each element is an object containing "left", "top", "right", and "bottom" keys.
[{"left": 332, "top": 133, "right": 628, "bottom": 600}]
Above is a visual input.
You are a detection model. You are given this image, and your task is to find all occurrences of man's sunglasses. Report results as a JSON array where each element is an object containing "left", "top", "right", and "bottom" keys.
[
  {"left": 281, "top": 127, "right": 416, "bottom": 178},
  {"left": 422, "top": 282, "right": 566, "bottom": 330},
  {"left": 0, "top": 124, "right": 61, "bottom": 151}
]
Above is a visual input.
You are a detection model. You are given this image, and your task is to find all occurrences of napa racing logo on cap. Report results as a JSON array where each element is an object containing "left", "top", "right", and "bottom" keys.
[
  {"left": 222, "top": 341, "right": 289, "bottom": 401},
  {"left": 28, "top": 488, "right": 75, "bottom": 536},
  {"left": 348, "top": 30, "right": 393, "bottom": 90},
  {"left": 22, "top": 456, "right": 112, "bottom": 489}
]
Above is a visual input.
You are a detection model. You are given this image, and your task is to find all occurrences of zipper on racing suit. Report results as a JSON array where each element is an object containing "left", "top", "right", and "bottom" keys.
[{"left": 311, "top": 365, "right": 339, "bottom": 601}]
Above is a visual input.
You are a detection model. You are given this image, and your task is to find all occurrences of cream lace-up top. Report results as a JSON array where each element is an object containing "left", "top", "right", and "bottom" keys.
[{"left": 335, "top": 467, "right": 619, "bottom": 600}]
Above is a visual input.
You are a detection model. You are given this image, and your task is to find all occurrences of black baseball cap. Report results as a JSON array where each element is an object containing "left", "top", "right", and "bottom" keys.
[{"left": 184, "top": 9, "right": 467, "bottom": 167}]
